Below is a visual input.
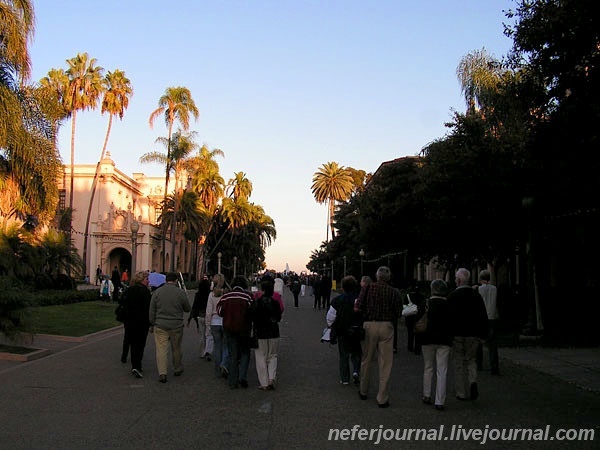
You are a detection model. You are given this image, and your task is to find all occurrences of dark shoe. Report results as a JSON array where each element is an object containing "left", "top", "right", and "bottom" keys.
[
  {"left": 378, "top": 401, "right": 390, "bottom": 408},
  {"left": 174, "top": 370, "right": 183, "bottom": 376},
  {"left": 422, "top": 396, "right": 432, "bottom": 405},
  {"left": 205, "top": 355, "right": 212, "bottom": 362},
  {"left": 240, "top": 379, "right": 248, "bottom": 388},
  {"left": 159, "top": 375, "right": 167, "bottom": 383},
  {"left": 393, "top": 348, "right": 397, "bottom": 354},
  {"left": 470, "top": 382, "right": 479, "bottom": 400},
  {"left": 120, "top": 356, "right": 127, "bottom": 363},
  {"left": 267, "top": 384, "right": 275, "bottom": 391},
  {"left": 359, "top": 391, "right": 367, "bottom": 400},
  {"left": 131, "top": 369, "right": 143, "bottom": 379},
  {"left": 352, "top": 372, "right": 360, "bottom": 385},
  {"left": 456, "top": 396, "right": 469, "bottom": 401},
  {"left": 435, "top": 405, "right": 445, "bottom": 411}
]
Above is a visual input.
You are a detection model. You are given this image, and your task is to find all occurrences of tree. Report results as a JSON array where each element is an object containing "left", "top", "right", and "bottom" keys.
[
  {"left": 311, "top": 162, "right": 353, "bottom": 240},
  {"left": 82, "top": 69, "right": 133, "bottom": 274},
  {"left": 63, "top": 53, "right": 105, "bottom": 213},
  {"left": 148, "top": 86, "right": 199, "bottom": 271},
  {"left": 457, "top": 48, "right": 505, "bottom": 113}
]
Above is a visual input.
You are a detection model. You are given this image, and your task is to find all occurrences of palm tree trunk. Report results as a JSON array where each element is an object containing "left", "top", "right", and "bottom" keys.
[
  {"left": 82, "top": 115, "right": 113, "bottom": 276},
  {"left": 162, "top": 124, "right": 173, "bottom": 272}
]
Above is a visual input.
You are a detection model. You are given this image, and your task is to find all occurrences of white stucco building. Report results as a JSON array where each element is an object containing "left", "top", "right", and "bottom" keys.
[{"left": 61, "top": 152, "right": 178, "bottom": 281}]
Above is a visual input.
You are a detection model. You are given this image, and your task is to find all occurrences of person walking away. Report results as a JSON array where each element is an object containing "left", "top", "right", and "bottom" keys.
[
  {"left": 321, "top": 274, "right": 333, "bottom": 310},
  {"left": 205, "top": 274, "right": 228, "bottom": 378},
  {"left": 448, "top": 268, "right": 489, "bottom": 400},
  {"left": 420, "top": 279, "right": 452, "bottom": 411},
  {"left": 328, "top": 276, "right": 362, "bottom": 385},
  {"left": 476, "top": 269, "right": 500, "bottom": 375},
  {"left": 217, "top": 276, "right": 253, "bottom": 389},
  {"left": 189, "top": 275, "right": 212, "bottom": 361},
  {"left": 404, "top": 280, "right": 425, "bottom": 355},
  {"left": 111, "top": 266, "right": 122, "bottom": 302},
  {"left": 149, "top": 272, "right": 191, "bottom": 383},
  {"left": 313, "top": 276, "right": 322, "bottom": 310},
  {"left": 355, "top": 266, "right": 401, "bottom": 408},
  {"left": 250, "top": 277, "right": 283, "bottom": 390},
  {"left": 290, "top": 276, "right": 301, "bottom": 308},
  {"left": 122, "top": 271, "right": 151, "bottom": 378},
  {"left": 121, "top": 268, "right": 129, "bottom": 286},
  {"left": 95, "top": 265, "right": 102, "bottom": 286}
]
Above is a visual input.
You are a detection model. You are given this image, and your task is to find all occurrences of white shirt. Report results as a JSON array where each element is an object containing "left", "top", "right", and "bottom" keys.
[{"left": 478, "top": 283, "right": 498, "bottom": 320}]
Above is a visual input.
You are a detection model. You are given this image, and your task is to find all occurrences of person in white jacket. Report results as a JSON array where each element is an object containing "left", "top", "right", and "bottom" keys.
[{"left": 99, "top": 276, "right": 114, "bottom": 301}]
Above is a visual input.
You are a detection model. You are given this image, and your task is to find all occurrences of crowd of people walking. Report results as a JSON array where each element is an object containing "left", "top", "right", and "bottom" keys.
[{"left": 113, "top": 265, "right": 497, "bottom": 410}]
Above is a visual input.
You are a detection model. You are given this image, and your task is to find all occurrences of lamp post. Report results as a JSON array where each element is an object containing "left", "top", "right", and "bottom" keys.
[
  {"left": 323, "top": 262, "right": 326, "bottom": 275},
  {"left": 130, "top": 219, "right": 139, "bottom": 276},
  {"left": 217, "top": 252, "right": 222, "bottom": 274},
  {"left": 233, "top": 256, "right": 238, "bottom": 278},
  {"left": 343, "top": 255, "right": 347, "bottom": 277},
  {"left": 359, "top": 249, "right": 365, "bottom": 275}
]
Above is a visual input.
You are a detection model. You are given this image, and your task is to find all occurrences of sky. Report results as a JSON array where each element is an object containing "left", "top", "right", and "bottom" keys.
[{"left": 28, "top": 0, "right": 516, "bottom": 274}]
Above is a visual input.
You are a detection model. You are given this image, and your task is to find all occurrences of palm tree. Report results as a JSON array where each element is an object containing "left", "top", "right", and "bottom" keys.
[
  {"left": 64, "top": 53, "right": 105, "bottom": 213},
  {"left": 148, "top": 86, "right": 199, "bottom": 271},
  {"left": 311, "top": 162, "right": 353, "bottom": 240},
  {"left": 82, "top": 69, "right": 133, "bottom": 274},
  {"left": 140, "top": 129, "right": 199, "bottom": 271},
  {"left": 226, "top": 172, "right": 253, "bottom": 200},
  {"left": 456, "top": 48, "right": 504, "bottom": 114}
]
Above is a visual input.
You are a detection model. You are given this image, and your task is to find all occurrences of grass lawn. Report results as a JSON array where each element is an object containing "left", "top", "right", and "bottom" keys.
[{"left": 27, "top": 301, "right": 120, "bottom": 337}]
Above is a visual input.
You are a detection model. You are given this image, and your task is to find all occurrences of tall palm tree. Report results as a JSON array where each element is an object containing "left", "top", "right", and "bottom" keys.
[
  {"left": 140, "top": 129, "right": 199, "bottom": 271},
  {"left": 82, "top": 69, "right": 133, "bottom": 274},
  {"left": 311, "top": 161, "right": 353, "bottom": 240},
  {"left": 148, "top": 86, "right": 199, "bottom": 271},
  {"left": 64, "top": 53, "right": 105, "bottom": 213}
]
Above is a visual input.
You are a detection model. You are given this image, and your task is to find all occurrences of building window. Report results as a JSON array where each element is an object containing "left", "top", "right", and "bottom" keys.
[
  {"left": 58, "top": 189, "right": 66, "bottom": 212},
  {"left": 154, "top": 206, "right": 162, "bottom": 225}
]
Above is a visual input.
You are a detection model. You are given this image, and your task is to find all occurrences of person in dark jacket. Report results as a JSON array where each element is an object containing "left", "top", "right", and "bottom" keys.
[
  {"left": 188, "top": 275, "right": 212, "bottom": 360},
  {"left": 122, "top": 271, "right": 152, "bottom": 378},
  {"left": 328, "top": 275, "right": 362, "bottom": 385},
  {"left": 250, "top": 277, "right": 283, "bottom": 390},
  {"left": 313, "top": 276, "right": 322, "bottom": 310},
  {"left": 321, "top": 274, "right": 333, "bottom": 310},
  {"left": 420, "top": 279, "right": 452, "bottom": 410},
  {"left": 448, "top": 268, "right": 489, "bottom": 401},
  {"left": 290, "top": 276, "right": 301, "bottom": 308}
]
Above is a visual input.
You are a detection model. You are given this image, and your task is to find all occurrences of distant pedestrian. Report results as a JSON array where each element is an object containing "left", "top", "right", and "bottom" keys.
[
  {"left": 290, "top": 276, "right": 301, "bottom": 307},
  {"left": 313, "top": 276, "right": 322, "bottom": 310},
  {"left": 149, "top": 272, "right": 191, "bottom": 383},
  {"left": 476, "top": 269, "right": 500, "bottom": 375},
  {"left": 321, "top": 274, "right": 332, "bottom": 310},
  {"left": 420, "top": 279, "right": 452, "bottom": 411},
  {"left": 99, "top": 275, "right": 114, "bottom": 301},
  {"left": 448, "top": 268, "right": 489, "bottom": 401},
  {"left": 111, "top": 266, "right": 122, "bottom": 301},
  {"left": 95, "top": 265, "right": 102, "bottom": 286},
  {"left": 121, "top": 268, "right": 129, "bottom": 285},
  {"left": 404, "top": 280, "right": 425, "bottom": 355},
  {"left": 217, "top": 276, "right": 253, "bottom": 389},
  {"left": 355, "top": 266, "right": 402, "bottom": 408}
]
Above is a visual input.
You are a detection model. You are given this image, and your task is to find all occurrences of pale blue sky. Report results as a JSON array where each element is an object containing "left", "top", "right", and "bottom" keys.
[{"left": 29, "top": 0, "right": 515, "bottom": 273}]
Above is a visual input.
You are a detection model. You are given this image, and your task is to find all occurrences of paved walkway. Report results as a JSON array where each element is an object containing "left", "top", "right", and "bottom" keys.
[{"left": 1, "top": 289, "right": 598, "bottom": 449}]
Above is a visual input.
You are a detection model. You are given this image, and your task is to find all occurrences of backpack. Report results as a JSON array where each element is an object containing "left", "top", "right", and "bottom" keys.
[{"left": 101, "top": 281, "right": 109, "bottom": 295}]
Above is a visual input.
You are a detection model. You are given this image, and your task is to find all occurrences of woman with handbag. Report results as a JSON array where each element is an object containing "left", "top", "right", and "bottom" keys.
[
  {"left": 404, "top": 280, "right": 425, "bottom": 355},
  {"left": 250, "top": 277, "right": 282, "bottom": 391},
  {"left": 419, "top": 279, "right": 452, "bottom": 411}
]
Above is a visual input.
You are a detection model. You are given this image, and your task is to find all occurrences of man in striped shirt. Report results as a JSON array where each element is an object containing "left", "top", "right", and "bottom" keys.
[{"left": 355, "top": 266, "right": 401, "bottom": 408}]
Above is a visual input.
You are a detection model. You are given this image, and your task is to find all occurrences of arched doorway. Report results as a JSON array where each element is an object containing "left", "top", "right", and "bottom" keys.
[{"left": 108, "top": 247, "right": 131, "bottom": 276}]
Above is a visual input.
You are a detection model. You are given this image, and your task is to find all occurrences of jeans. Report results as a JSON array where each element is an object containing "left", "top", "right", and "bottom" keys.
[
  {"left": 225, "top": 331, "right": 250, "bottom": 387},
  {"left": 337, "top": 335, "right": 361, "bottom": 383},
  {"left": 477, "top": 319, "right": 499, "bottom": 373},
  {"left": 211, "top": 325, "right": 229, "bottom": 377}
]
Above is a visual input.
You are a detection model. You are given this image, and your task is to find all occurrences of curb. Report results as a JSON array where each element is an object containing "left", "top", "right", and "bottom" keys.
[
  {"left": 0, "top": 348, "right": 51, "bottom": 362},
  {"left": 34, "top": 325, "right": 123, "bottom": 343}
]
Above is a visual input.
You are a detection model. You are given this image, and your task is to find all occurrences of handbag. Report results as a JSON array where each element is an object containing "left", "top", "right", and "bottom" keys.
[
  {"left": 414, "top": 300, "right": 429, "bottom": 334},
  {"left": 402, "top": 294, "right": 418, "bottom": 317}
]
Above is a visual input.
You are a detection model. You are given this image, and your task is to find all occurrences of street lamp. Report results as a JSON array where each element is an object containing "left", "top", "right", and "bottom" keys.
[
  {"left": 233, "top": 256, "right": 238, "bottom": 278},
  {"left": 359, "top": 249, "right": 365, "bottom": 275},
  {"left": 130, "top": 219, "right": 139, "bottom": 276},
  {"left": 217, "top": 252, "right": 222, "bottom": 274}
]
